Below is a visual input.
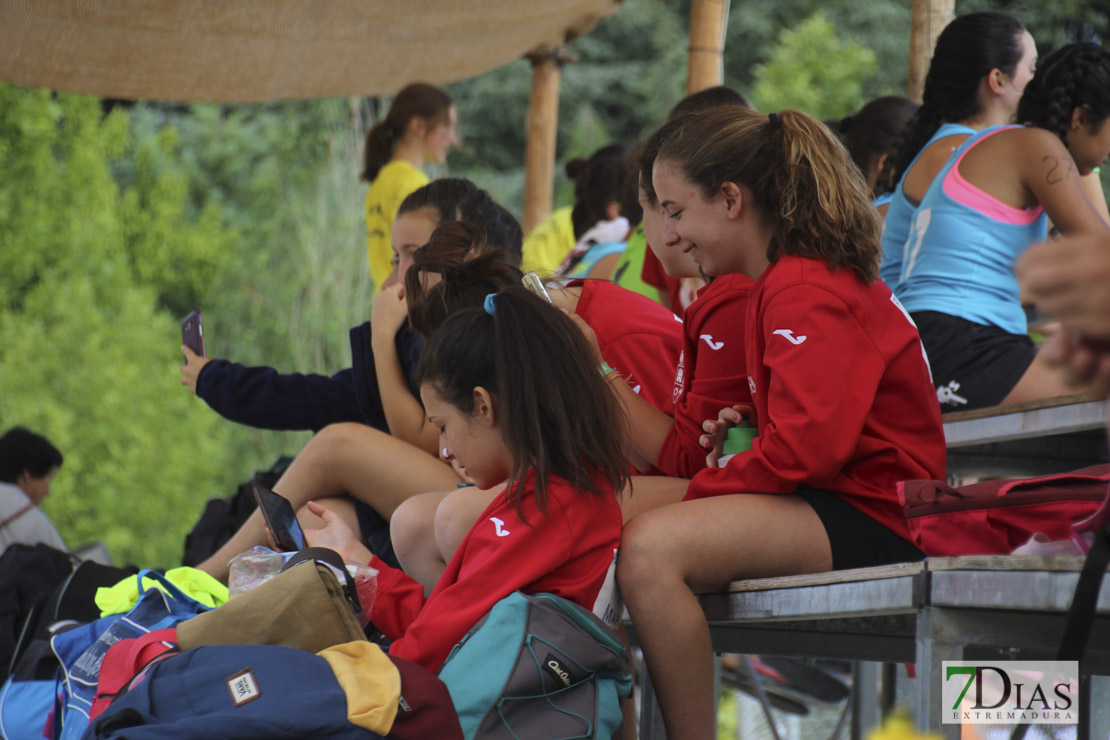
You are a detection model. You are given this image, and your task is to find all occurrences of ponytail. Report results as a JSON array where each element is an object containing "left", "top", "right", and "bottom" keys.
[
  {"left": 888, "top": 12, "right": 1026, "bottom": 184},
  {"left": 361, "top": 82, "right": 453, "bottom": 182},
  {"left": 404, "top": 221, "right": 523, "bottom": 337},
  {"left": 657, "top": 106, "right": 881, "bottom": 282},
  {"left": 1017, "top": 42, "right": 1110, "bottom": 147},
  {"left": 416, "top": 288, "right": 629, "bottom": 517}
]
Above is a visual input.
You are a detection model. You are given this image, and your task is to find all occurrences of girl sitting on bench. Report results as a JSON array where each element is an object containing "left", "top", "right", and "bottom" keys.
[{"left": 617, "top": 106, "right": 947, "bottom": 739}]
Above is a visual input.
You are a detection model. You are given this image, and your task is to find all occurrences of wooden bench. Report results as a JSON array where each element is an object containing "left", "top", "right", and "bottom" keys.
[
  {"left": 943, "top": 392, "right": 1107, "bottom": 480},
  {"left": 636, "top": 394, "right": 1110, "bottom": 737},
  {"left": 636, "top": 556, "right": 1110, "bottom": 739}
]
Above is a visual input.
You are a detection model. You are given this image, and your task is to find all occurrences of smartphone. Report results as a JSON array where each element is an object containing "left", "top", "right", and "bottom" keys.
[
  {"left": 251, "top": 481, "right": 306, "bottom": 552},
  {"left": 181, "top": 311, "right": 206, "bottom": 357},
  {"left": 522, "top": 272, "right": 553, "bottom": 304}
]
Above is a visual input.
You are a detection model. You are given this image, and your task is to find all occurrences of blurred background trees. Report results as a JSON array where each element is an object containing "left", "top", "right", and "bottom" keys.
[{"left": 1, "top": 0, "right": 1105, "bottom": 567}]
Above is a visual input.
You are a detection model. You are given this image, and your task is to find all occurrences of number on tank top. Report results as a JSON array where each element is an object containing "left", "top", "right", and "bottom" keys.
[{"left": 900, "top": 207, "right": 932, "bottom": 282}]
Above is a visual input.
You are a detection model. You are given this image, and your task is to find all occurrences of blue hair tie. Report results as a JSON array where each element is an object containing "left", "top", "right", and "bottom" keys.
[{"left": 483, "top": 293, "right": 497, "bottom": 315}]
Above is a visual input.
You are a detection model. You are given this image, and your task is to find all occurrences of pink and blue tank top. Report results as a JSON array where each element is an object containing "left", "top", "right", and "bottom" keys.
[
  {"left": 879, "top": 122, "right": 977, "bottom": 288},
  {"left": 892, "top": 125, "right": 1048, "bottom": 336}
]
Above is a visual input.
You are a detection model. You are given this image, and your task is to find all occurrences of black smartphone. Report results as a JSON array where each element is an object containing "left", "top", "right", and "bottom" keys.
[
  {"left": 181, "top": 311, "right": 206, "bottom": 357},
  {"left": 251, "top": 481, "right": 306, "bottom": 552}
]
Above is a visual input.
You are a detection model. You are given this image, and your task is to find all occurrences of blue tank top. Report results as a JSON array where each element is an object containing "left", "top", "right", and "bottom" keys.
[
  {"left": 879, "top": 122, "right": 977, "bottom": 289},
  {"left": 893, "top": 125, "right": 1048, "bottom": 336}
]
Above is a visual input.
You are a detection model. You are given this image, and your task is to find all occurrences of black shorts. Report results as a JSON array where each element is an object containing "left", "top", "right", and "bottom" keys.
[
  {"left": 911, "top": 310, "right": 1036, "bottom": 413},
  {"left": 354, "top": 501, "right": 400, "bottom": 570},
  {"left": 795, "top": 489, "right": 924, "bottom": 571}
]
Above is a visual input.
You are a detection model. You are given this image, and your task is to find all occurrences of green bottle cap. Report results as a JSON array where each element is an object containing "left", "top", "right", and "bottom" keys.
[{"left": 722, "top": 421, "right": 758, "bottom": 456}]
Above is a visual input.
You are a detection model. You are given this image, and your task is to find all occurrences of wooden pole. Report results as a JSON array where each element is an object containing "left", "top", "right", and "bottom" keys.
[
  {"left": 522, "top": 49, "right": 568, "bottom": 235},
  {"left": 907, "top": 0, "right": 955, "bottom": 102},
  {"left": 687, "top": 0, "right": 728, "bottom": 94}
]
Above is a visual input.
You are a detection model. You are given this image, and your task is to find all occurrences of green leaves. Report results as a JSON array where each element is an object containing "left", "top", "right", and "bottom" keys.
[
  {"left": 0, "top": 84, "right": 235, "bottom": 568},
  {"left": 750, "top": 12, "right": 878, "bottom": 121}
]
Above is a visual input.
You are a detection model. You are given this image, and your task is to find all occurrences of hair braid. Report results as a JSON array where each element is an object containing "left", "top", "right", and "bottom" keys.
[{"left": 1020, "top": 43, "right": 1110, "bottom": 147}]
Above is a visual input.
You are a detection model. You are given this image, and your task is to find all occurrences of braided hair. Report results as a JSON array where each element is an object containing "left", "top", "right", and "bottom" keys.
[
  {"left": 888, "top": 12, "right": 1026, "bottom": 185},
  {"left": 1017, "top": 42, "right": 1110, "bottom": 147}
]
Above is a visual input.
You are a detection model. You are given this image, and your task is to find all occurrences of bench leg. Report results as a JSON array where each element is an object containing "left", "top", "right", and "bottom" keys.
[
  {"left": 1087, "top": 675, "right": 1110, "bottom": 740},
  {"left": 850, "top": 661, "right": 880, "bottom": 740},
  {"left": 915, "top": 607, "right": 962, "bottom": 740}
]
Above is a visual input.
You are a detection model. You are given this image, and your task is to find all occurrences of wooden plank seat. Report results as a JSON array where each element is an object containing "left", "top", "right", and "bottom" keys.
[
  {"left": 941, "top": 392, "right": 1107, "bottom": 480},
  {"left": 636, "top": 556, "right": 1110, "bottom": 739}
]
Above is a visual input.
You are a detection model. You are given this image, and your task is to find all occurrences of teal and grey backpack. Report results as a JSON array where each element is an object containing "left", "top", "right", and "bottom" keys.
[{"left": 438, "top": 592, "right": 632, "bottom": 739}]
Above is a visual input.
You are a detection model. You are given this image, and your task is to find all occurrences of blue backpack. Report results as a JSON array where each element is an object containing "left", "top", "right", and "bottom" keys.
[
  {"left": 83, "top": 644, "right": 385, "bottom": 740},
  {"left": 0, "top": 569, "right": 210, "bottom": 740},
  {"left": 438, "top": 592, "right": 632, "bottom": 740}
]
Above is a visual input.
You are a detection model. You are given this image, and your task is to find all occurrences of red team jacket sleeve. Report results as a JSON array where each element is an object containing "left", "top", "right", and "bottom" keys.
[
  {"left": 686, "top": 284, "right": 885, "bottom": 498},
  {"left": 384, "top": 492, "right": 603, "bottom": 673},
  {"left": 656, "top": 281, "right": 751, "bottom": 479},
  {"left": 367, "top": 554, "right": 428, "bottom": 641}
]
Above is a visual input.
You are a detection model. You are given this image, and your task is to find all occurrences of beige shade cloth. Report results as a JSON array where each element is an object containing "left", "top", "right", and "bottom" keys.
[{"left": 0, "top": 0, "right": 620, "bottom": 103}]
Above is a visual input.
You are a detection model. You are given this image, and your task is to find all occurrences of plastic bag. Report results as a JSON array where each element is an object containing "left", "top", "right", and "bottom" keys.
[
  {"left": 347, "top": 562, "right": 378, "bottom": 627},
  {"left": 228, "top": 546, "right": 284, "bottom": 597}
]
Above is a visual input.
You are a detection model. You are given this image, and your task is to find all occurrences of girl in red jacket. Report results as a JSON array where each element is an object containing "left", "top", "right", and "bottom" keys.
[
  {"left": 307, "top": 286, "right": 628, "bottom": 673},
  {"left": 618, "top": 107, "right": 947, "bottom": 738}
]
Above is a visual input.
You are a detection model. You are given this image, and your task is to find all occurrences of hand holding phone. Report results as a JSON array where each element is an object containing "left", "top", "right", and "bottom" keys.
[
  {"left": 181, "top": 311, "right": 206, "bottom": 357},
  {"left": 251, "top": 482, "right": 306, "bottom": 552}
]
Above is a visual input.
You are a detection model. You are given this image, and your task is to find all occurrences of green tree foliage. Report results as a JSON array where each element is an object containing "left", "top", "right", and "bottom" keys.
[
  {"left": 0, "top": 85, "right": 237, "bottom": 567},
  {"left": 749, "top": 12, "right": 879, "bottom": 121}
]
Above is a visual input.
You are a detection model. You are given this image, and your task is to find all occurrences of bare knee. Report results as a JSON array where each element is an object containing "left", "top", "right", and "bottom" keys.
[
  {"left": 390, "top": 495, "right": 436, "bottom": 567},
  {"left": 617, "top": 511, "right": 680, "bottom": 595}
]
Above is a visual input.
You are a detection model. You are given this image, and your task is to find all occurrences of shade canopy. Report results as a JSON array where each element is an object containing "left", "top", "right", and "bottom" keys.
[{"left": 0, "top": 0, "right": 620, "bottom": 103}]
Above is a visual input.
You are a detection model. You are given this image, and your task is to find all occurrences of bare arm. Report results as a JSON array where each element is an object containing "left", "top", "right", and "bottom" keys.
[
  {"left": 1021, "top": 130, "right": 1110, "bottom": 236},
  {"left": 371, "top": 285, "right": 438, "bottom": 454},
  {"left": 1081, "top": 171, "right": 1110, "bottom": 225}
]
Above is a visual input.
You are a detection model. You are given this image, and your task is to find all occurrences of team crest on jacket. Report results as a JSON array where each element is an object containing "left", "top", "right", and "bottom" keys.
[{"left": 672, "top": 350, "right": 686, "bottom": 405}]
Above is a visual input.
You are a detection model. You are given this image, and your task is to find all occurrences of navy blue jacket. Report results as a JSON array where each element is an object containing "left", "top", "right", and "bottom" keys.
[{"left": 195, "top": 322, "right": 424, "bottom": 433}]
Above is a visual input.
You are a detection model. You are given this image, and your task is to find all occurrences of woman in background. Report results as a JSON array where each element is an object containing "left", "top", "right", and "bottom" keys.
[{"left": 362, "top": 83, "right": 457, "bottom": 289}]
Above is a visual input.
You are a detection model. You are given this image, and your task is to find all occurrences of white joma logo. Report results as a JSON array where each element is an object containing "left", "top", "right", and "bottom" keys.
[
  {"left": 490, "top": 517, "right": 511, "bottom": 537},
  {"left": 773, "top": 329, "right": 807, "bottom": 345},
  {"left": 699, "top": 334, "right": 724, "bottom": 350}
]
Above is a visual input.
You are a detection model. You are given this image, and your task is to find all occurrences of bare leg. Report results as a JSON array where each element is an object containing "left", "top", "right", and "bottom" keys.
[
  {"left": 620, "top": 476, "right": 688, "bottom": 523},
  {"left": 390, "top": 490, "right": 451, "bottom": 593},
  {"left": 198, "top": 422, "right": 459, "bottom": 581},
  {"left": 1002, "top": 346, "right": 1090, "bottom": 405},
  {"left": 434, "top": 486, "right": 503, "bottom": 564},
  {"left": 618, "top": 494, "right": 832, "bottom": 739}
]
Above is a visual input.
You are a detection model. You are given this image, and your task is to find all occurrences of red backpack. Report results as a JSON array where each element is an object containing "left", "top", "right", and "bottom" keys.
[{"left": 898, "top": 464, "right": 1110, "bottom": 556}]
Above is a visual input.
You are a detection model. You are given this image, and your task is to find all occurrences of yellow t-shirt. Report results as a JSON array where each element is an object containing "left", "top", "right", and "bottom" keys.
[
  {"left": 365, "top": 160, "right": 429, "bottom": 288},
  {"left": 520, "top": 206, "right": 575, "bottom": 275}
]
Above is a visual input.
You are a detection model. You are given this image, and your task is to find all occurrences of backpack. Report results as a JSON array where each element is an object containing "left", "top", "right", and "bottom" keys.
[
  {"left": 438, "top": 592, "right": 632, "bottom": 740},
  {"left": 0, "top": 543, "right": 73, "bottom": 680},
  {"left": 181, "top": 456, "right": 291, "bottom": 567},
  {"left": 898, "top": 464, "right": 1110, "bottom": 556}
]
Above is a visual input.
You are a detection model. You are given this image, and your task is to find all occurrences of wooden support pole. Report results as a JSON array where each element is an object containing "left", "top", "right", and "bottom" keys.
[
  {"left": 687, "top": 0, "right": 728, "bottom": 94},
  {"left": 907, "top": 0, "right": 955, "bottom": 102},
  {"left": 522, "top": 49, "right": 568, "bottom": 235}
]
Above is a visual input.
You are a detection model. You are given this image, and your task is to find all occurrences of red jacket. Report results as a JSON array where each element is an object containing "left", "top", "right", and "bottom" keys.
[
  {"left": 656, "top": 274, "right": 754, "bottom": 479},
  {"left": 685, "top": 255, "right": 946, "bottom": 540},
  {"left": 572, "top": 279, "right": 683, "bottom": 417},
  {"left": 368, "top": 472, "right": 622, "bottom": 673}
]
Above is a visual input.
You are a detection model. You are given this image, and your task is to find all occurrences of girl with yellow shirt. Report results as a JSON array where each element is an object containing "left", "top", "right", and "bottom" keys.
[{"left": 362, "top": 83, "right": 458, "bottom": 288}]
